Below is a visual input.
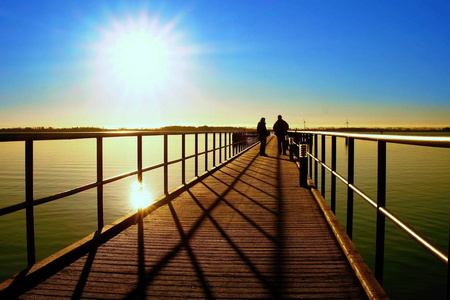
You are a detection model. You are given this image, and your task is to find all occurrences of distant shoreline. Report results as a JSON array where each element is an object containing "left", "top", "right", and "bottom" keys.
[
  {"left": 0, "top": 126, "right": 448, "bottom": 133},
  {"left": 0, "top": 126, "right": 249, "bottom": 133}
]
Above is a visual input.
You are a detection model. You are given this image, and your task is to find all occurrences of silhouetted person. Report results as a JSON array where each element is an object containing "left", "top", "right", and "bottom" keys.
[
  {"left": 257, "top": 117, "right": 268, "bottom": 156},
  {"left": 273, "top": 115, "right": 289, "bottom": 155}
]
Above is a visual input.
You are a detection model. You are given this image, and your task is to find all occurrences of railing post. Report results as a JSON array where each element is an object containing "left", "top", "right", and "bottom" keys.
[
  {"left": 448, "top": 211, "right": 450, "bottom": 299},
  {"left": 299, "top": 143, "right": 308, "bottom": 187},
  {"left": 205, "top": 133, "right": 208, "bottom": 171},
  {"left": 137, "top": 135, "right": 142, "bottom": 183},
  {"left": 25, "top": 139, "right": 36, "bottom": 267},
  {"left": 96, "top": 137, "right": 104, "bottom": 231},
  {"left": 234, "top": 133, "right": 237, "bottom": 156},
  {"left": 219, "top": 133, "right": 222, "bottom": 164},
  {"left": 224, "top": 132, "right": 227, "bottom": 160},
  {"left": 308, "top": 135, "right": 313, "bottom": 180},
  {"left": 314, "top": 134, "right": 318, "bottom": 184},
  {"left": 375, "top": 140, "right": 386, "bottom": 284},
  {"left": 164, "top": 134, "right": 168, "bottom": 194},
  {"left": 229, "top": 132, "right": 232, "bottom": 158},
  {"left": 239, "top": 134, "right": 241, "bottom": 152},
  {"left": 195, "top": 133, "right": 198, "bottom": 177},
  {"left": 213, "top": 133, "right": 216, "bottom": 167},
  {"left": 182, "top": 134, "right": 186, "bottom": 184},
  {"left": 289, "top": 137, "right": 294, "bottom": 161},
  {"left": 331, "top": 136, "right": 337, "bottom": 214},
  {"left": 347, "top": 137, "right": 354, "bottom": 239},
  {"left": 238, "top": 134, "right": 241, "bottom": 152},
  {"left": 321, "top": 135, "right": 326, "bottom": 197}
]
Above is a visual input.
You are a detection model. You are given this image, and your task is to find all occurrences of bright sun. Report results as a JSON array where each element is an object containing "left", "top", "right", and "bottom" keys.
[
  {"left": 110, "top": 30, "right": 170, "bottom": 82},
  {"left": 130, "top": 181, "right": 153, "bottom": 210},
  {"left": 93, "top": 12, "right": 188, "bottom": 92}
]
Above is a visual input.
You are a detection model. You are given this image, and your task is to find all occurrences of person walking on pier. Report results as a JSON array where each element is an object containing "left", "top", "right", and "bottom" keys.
[
  {"left": 257, "top": 117, "right": 268, "bottom": 156},
  {"left": 273, "top": 115, "right": 289, "bottom": 155}
]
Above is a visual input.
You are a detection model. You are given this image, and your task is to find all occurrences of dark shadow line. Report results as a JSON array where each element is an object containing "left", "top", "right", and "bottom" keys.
[
  {"left": 188, "top": 190, "right": 280, "bottom": 298},
  {"left": 274, "top": 150, "right": 286, "bottom": 299},
  {"left": 230, "top": 159, "right": 279, "bottom": 175},
  {"left": 217, "top": 167, "right": 277, "bottom": 189},
  {"left": 266, "top": 155, "right": 292, "bottom": 162},
  {"left": 211, "top": 172, "right": 278, "bottom": 201},
  {"left": 218, "top": 166, "right": 278, "bottom": 185},
  {"left": 208, "top": 174, "right": 278, "bottom": 216},
  {"left": 243, "top": 168, "right": 278, "bottom": 181},
  {"left": 136, "top": 210, "right": 146, "bottom": 300},
  {"left": 168, "top": 202, "right": 214, "bottom": 300},
  {"left": 71, "top": 247, "right": 98, "bottom": 300},
  {"left": 123, "top": 231, "right": 185, "bottom": 299},
  {"left": 201, "top": 181, "right": 277, "bottom": 243},
  {"left": 246, "top": 160, "right": 281, "bottom": 171}
]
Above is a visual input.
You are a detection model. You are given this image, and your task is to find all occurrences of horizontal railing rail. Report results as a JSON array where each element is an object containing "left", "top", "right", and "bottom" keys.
[
  {"left": 287, "top": 130, "right": 450, "bottom": 292},
  {"left": 299, "top": 130, "right": 450, "bottom": 148},
  {"left": 0, "top": 130, "right": 254, "bottom": 142},
  {"left": 0, "top": 130, "right": 256, "bottom": 273}
]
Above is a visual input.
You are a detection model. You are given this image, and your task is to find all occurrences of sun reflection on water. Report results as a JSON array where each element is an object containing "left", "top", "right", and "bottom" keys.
[{"left": 130, "top": 181, "right": 153, "bottom": 210}]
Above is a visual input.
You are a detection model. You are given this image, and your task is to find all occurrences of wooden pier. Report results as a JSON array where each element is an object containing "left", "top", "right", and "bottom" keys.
[{"left": 1, "top": 136, "right": 386, "bottom": 299}]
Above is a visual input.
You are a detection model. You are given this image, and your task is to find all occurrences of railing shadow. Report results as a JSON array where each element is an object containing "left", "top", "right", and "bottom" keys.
[
  {"left": 123, "top": 138, "right": 288, "bottom": 299},
  {"left": 211, "top": 172, "right": 278, "bottom": 216},
  {"left": 71, "top": 247, "right": 98, "bottom": 299}
]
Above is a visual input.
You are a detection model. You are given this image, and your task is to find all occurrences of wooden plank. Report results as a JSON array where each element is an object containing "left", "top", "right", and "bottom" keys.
[{"left": 9, "top": 136, "right": 384, "bottom": 299}]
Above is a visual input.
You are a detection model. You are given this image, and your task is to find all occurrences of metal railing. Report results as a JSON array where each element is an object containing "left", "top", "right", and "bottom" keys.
[
  {"left": 287, "top": 131, "right": 450, "bottom": 289},
  {"left": 0, "top": 130, "right": 254, "bottom": 270}
]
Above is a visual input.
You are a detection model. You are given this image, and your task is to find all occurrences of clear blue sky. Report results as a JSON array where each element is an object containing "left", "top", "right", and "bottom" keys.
[{"left": 1, "top": 0, "right": 449, "bottom": 128}]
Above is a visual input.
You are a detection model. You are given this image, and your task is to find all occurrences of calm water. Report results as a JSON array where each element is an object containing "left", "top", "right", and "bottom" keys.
[{"left": 0, "top": 132, "right": 449, "bottom": 299}]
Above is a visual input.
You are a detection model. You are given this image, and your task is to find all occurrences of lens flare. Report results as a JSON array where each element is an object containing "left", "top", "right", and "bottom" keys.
[
  {"left": 92, "top": 11, "right": 191, "bottom": 93},
  {"left": 130, "top": 181, "right": 152, "bottom": 210}
]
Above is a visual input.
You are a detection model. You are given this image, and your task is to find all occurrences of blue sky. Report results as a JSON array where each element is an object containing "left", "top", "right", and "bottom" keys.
[{"left": 0, "top": 0, "right": 449, "bottom": 128}]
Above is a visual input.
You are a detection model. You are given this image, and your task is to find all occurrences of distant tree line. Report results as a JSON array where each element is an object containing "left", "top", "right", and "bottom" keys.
[
  {"left": 1, "top": 126, "right": 448, "bottom": 133},
  {"left": 0, "top": 127, "right": 110, "bottom": 132},
  {"left": 0, "top": 126, "right": 251, "bottom": 133}
]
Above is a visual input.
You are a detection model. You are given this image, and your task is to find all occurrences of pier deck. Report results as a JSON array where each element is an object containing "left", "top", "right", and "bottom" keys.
[{"left": 8, "top": 137, "right": 382, "bottom": 299}]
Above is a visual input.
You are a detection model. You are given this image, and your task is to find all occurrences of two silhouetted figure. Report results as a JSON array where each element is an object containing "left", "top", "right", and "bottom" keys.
[
  {"left": 273, "top": 115, "right": 289, "bottom": 155},
  {"left": 257, "top": 115, "right": 289, "bottom": 156}
]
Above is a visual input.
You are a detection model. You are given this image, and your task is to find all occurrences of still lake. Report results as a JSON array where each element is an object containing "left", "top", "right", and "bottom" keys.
[{"left": 0, "top": 132, "right": 449, "bottom": 299}]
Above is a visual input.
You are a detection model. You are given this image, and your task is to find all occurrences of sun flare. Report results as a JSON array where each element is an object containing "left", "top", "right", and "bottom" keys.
[
  {"left": 109, "top": 30, "right": 170, "bottom": 82},
  {"left": 92, "top": 12, "right": 189, "bottom": 92},
  {"left": 130, "top": 181, "right": 153, "bottom": 210}
]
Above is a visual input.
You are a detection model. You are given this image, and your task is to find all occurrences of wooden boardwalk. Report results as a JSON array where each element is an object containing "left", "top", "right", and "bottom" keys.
[{"left": 8, "top": 137, "right": 384, "bottom": 299}]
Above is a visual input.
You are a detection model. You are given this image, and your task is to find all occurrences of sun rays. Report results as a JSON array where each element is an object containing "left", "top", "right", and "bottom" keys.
[{"left": 91, "top": 10, "right": 192, "bottom": 94}]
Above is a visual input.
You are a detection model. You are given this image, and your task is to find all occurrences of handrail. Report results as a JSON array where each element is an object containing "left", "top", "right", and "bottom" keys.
[
  {"left": 298, "top": 130, "right": 450, "bottom": 147},
  {"left": 287, "top": 130, "right": 450, "bottom": 290},
  {"left": 0, "top": 130, "right": 250, "bottom": 142},
  {"left": 0, "top": 130, "right": 255, "bottom": 273},
  {"left": 308, "top": 151, "right": 448, "bottom": 263}
]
